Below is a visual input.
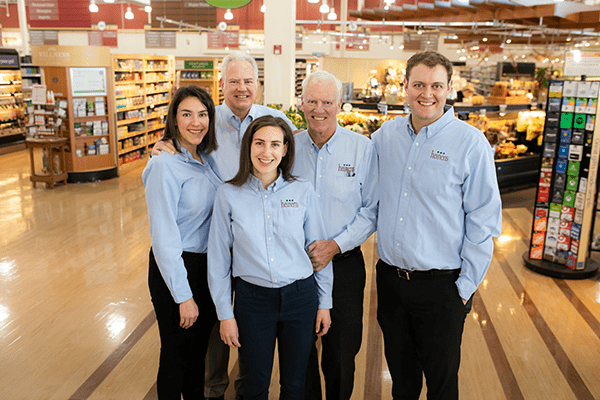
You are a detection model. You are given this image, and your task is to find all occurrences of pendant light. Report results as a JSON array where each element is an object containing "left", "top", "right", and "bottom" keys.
[
  {"left": 327, "top": 7, "right": 337, "bottom": 20},
  {"left": 224, "top": 9, "right": 233, "bottom": 20},
  {"left": 320, "top": 0, "right": 329, "bottom": 14},
  {"left": 89, "top": 0, "right": 99, "bottom": 13},
  {"left": 125, "top": 5, "right": 134, "bottom": 19}
]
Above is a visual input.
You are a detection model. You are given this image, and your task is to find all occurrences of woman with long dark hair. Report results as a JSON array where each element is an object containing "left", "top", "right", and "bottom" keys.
[
  {"left": 208, "top": 115, "right": 333, "bottom": 400},
  {"left": 142, "top": 85, "right": 220, "bottom": 399}
]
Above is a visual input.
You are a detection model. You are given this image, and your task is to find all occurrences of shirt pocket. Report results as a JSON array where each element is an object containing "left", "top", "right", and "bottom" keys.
[
  {"left": 331, "top": 175, "right": 358, "bottom": 203},
  {"left": 276, "top": 207, "right": 305, "bottom": 240}
]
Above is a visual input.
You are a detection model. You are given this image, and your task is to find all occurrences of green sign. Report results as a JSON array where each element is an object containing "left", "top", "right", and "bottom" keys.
[
  {"left": 206, "top": 0, "right": 251, "bottom": 8},
  {"left": 184, "top": 60, "right": 214, "bottom": 70}
]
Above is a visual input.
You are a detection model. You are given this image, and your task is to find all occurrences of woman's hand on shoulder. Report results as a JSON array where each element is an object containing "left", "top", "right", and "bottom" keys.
[{"left": 220, "top": 318, "right": 241, "bottom": 348}]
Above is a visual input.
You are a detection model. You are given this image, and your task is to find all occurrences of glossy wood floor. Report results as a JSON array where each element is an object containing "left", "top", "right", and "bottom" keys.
[{"left": 1, "top": 149, "right": 599, "bottom": 400}]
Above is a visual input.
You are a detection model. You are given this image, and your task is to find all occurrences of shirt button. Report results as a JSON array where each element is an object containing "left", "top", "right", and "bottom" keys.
[
  {"left": 264, "top": 195, "right": 268, "bottom": 198},
  {"left": 319, "top": 175, "right": 322, "bottom": 178},
  {"left": 320, "top": 157, "right": 323, "bottom": 160},
  {"left": 267, "top": 215, "right": 271, "bottom": 219},
  {"left": 404, "top": 193, "right": 407, "bottom": 196},
  {"left": 274, "top": 279, "right": 278, "bottom": 283},
  {"left": 396, "top": 243, "right": 400, "bottom": 246},
  {"left": 416, "top": 142, "right": 419, "bottom": 146},
  {"left": 408, "top": 167, "right": 412, "bottom": 170},
  {"left": 271, "top": 258, "right": 274, "bottom": 262},
  {"left": 317, "top": 194, "right": 321, "bottom": 198},
  {"left": 268, "top": 237, "right": 272, "bottom": 241},
  {"left": 400, "top": 218, "right": 403, "bottom": 221}
]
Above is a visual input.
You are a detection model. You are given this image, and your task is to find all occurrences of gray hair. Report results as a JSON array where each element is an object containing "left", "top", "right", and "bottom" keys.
[
  {"left": 302, "top": 70, "right": 342, "bottom": 103},
  {"left": 221, "top": 51, "right": 259, "bottom": 82}
]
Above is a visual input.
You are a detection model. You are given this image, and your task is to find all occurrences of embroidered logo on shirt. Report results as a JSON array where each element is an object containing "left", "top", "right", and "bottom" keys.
[
  {"left": 430, "top": 150, "right": 449, "bottom": 162},
  {"left": 281, "top": 199, "right": 299, "bottom": 208},
  {"left": 338, "top": 163, "right": 356, "bottom": 177}
]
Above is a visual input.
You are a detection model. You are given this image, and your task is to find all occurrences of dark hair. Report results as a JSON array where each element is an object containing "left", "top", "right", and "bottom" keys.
[
  {"left": 228, "top": 115, "right": 296, "bottom": 187},
  {"left": 406, "top": 51, "right": 453, "bottom": 84},
  {"left": 162, "top": 85, "right": 217, "bottom": 154}
]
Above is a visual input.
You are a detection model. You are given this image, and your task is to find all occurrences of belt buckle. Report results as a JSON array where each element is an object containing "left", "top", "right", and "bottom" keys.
[{"left": 397, "top": 268, "right": 410, "bottom": 280}]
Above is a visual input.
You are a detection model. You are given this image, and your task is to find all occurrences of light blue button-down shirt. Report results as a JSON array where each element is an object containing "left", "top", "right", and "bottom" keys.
[
  {"left": 292, "top": 125, "right": 378, "bottom": 252},
  {"left": 207, "top": 174, "right": 333, "bottom": 321},
  {"left": 142, "top": 145, "right": 223, "bottom": 304},
  {"left": 207, "top": 103, "right": 296, "bottom": 181},
  {"left": 371, "top": 105, "right": 502, "bottom": 300}
]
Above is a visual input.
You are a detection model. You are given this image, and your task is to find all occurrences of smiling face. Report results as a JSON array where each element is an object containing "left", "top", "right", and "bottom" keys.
[
  {"left": 250, "top": 125, "right": 288, "bottom": 188},
  {"left": 221, "top": 60, "right": 257, "bottom": 120},
  {"left": 301, "top": 79, "right": 341, "bottom": 147},
  {"left": 176, "top": 96, "right": 209, "bottom": 154},
  {"left": 404, "top": 63, "right": 452, "bottom": 134}
]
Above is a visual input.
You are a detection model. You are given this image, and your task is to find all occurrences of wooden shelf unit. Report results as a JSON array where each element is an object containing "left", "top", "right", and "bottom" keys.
[
  {"left": 112, "top": 54, "right": 174, "bottom": 170},
  {"left": 42, "top": 66, "right": 117, "bottom": 177},
  {"left": 0, "top": 49, "right": 26, "bottom": 149},
  {"left": 175, "top": 57, "right": 221, "bottom": 105}
]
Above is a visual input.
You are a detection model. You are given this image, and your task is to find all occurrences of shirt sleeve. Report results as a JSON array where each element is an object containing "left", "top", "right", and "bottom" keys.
[
  {"left": 333, "top": 140, "right": 379, "bottom": 253},
  {"left": 207, "top": 186, "right": 235, "bottom": 321},
  {"left": 142, "top": 157, "right": 193, "bottom": 304},
  {"left": 303, "top": 183, "right": 333, "bottom": 309},
  {"left": 456, "top": 142, "right": 503, "bottom": 300}
]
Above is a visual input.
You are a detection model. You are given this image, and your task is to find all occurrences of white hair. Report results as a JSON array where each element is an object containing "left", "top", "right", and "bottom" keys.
[
  {"left": 302, "top": 70, "right": 342, "bottom": 103},
  {"left": 221, "top": 51, "right": 259, "bottom": 82}
]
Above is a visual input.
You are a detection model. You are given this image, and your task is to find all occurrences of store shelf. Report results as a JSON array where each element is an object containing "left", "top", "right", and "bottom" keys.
[{"left": 112, "top": 54, "right": 174, "bottom": 170}]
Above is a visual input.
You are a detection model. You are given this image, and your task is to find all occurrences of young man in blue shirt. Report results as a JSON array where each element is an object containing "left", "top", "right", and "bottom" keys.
[{"left": 371, "top": 51, "right": 502, "bottom": 400}]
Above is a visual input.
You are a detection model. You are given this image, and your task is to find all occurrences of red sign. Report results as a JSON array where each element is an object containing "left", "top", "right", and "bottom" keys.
[
  {"left": 88, "top": 30, "right": 118, "bottom": 47},
  {"left": 29, "top": 0, "right": 59, "bottom": 20}
]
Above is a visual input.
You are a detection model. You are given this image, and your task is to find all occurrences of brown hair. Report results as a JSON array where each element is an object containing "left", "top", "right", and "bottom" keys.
[
  {"left": 406, "top": 51, "right": 453, "bottom": 84},
  {"left": 228, "top": 115, "right": 296, "bottom": 186},
  {"left": 162, "top": 85, "right": 217, "bottom": 154}
]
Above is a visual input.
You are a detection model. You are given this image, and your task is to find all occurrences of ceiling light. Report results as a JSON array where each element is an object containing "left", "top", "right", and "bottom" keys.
[
  {"left": 327, "top": 7, "right": 337, "bottom": 20},
  {"left": 89, "top": 0, "right": 99, "bottom": 12},
  {"left": 261, "top": 3, "right": 265, "bottom": 12},
  {"left": 224, "top": 8, "right": 233, "bottom": 20},
  {"left": 145, "top": 5, "right": 152, "bottom": 12},
  {"left": 320, "top": 0, "right": 329, "bottom": 14},
  {"left": 308, "top": 0, "right": 319, "bottom": 3},
  {"left": 482, "top": 37, "right": 488, "bottom": 42},
  {"left": 103, "top": 0, "right": 114, "bottom": 2},
  {"left": 506, "top": 38, "right": 511, "bottom": 43},
  {"left": 125, "top": 5, "right": 134, "bottom": 19}
]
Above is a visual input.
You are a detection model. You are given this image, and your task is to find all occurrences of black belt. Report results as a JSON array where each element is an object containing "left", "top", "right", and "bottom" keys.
[
  {"left": 332, "top": 246, "right": 362, "bottom": 262},
  {"left": 381, "top": 260, "right": 459, "bottom": 280}
]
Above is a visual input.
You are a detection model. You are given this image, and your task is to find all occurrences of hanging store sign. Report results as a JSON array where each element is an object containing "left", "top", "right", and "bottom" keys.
[
  {"left": 207, "top": 27, "right": 239, "bottom": 49},
  {"left": 88, "top": 30, "right": 118, "bottom": 47},
  {"left": 29, "top": 30, "right": 59, "bottom": 46},
  {"left": 145, "top": 31, "right": 177, "bottom": 48},
  {"left": 403, "top": 31, "right": 438, "bottom": 51},
  {"left": 29, "top": 0, "right": 59, "bottom": 20},
  {"left": 564, "top": 51, "right": 600, "bottom": 78}
]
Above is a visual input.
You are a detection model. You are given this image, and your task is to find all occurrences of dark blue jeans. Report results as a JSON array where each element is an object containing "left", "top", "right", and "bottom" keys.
[{"left": 235, "top": 275, "right": 318, "bottom": 400}]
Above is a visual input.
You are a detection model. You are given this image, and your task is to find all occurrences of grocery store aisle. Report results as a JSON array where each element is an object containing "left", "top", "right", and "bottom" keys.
[{"left": 1, "top": 149, "right": 599, "bottom": 400}]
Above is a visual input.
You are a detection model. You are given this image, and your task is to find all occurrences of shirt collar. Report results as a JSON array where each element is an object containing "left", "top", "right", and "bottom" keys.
[
  {"left": 247, "top": 172, "right": 285, "bottom": 192},
  {"left": 222, "top": 102, "right": 256, "bottom": 124},
  {"left": 177, "top": 141, "right": 204, "bottom": 164},
  {"left": 305, "top": 125, "right": 340, "bottom": 154},
  {"left": 405, "top": 104, "right": 455, "bottom": 139}
]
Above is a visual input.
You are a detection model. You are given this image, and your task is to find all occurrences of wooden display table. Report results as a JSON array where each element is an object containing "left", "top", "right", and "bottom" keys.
[{"left": 25, "top": 137, "right": 68, "bottom": 188}]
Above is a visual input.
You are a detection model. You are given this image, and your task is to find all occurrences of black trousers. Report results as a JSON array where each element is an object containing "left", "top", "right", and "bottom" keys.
[
  {"left": 376, "top": 260, "right": 470, "bottom": 400},
  {"left": 148, "top": 249, "right": 217, "bottom": 400},
  {"left": 305, "top": 249, "right": 366, "bottom": 400}
]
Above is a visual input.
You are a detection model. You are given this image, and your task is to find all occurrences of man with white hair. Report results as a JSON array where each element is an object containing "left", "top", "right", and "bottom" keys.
[{"left": 295, "top": 71, "right": 378, "bottom": 400}]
